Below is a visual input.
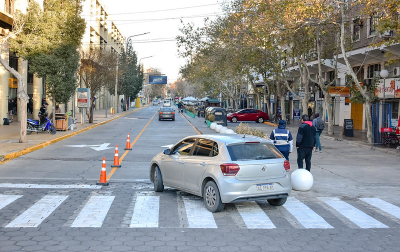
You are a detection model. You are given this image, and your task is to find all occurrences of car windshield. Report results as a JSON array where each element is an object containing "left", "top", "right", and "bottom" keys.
[{"left": 227, "top": 143, "right": 283, "bottom": 161}]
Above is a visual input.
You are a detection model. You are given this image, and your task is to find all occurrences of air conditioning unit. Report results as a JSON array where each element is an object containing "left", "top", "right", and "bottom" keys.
[{"left": 393, "top": 67, "right": 400, "bottom": 77}]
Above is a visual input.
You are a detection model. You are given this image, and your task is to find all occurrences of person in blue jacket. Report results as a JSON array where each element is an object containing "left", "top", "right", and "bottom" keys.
[{"left": 269, "top": 120, "right": 293, "bottom": 161}]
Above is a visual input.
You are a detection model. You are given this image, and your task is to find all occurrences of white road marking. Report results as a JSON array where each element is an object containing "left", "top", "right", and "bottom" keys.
[
  {"left": 318, "top": 197, "right": 388, "bottom": 228},
  {"left": 0, "top": 195, "right": 22, "bottom": 210},
  {"left": 360, "top": 198, "right": 400, "bottom": 219},
  {"left": 0, "top": 184, "right": 101, "bottom": 189},
  {"left": 6, "top": 195, "right": 68, "bottom": 228},
  {"left": 183, "top": 197, "right": 217, "bottom": 228},
  {"left": 284, "top": 197, "right": 333, "bottom": 229},
  {"left": 130, "top": 196, "right": 160, "bottom": 228},
  {"left": 64, "top": 143, "right": 114, "bottom": 151},
  {"left": 71, "top": 196, "right": 115, "bottom": 227},
  {"left": 235, "top": 202, "right": 276, "bottom": 229}
]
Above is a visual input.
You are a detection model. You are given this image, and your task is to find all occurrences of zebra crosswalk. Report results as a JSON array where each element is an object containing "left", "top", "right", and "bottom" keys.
[{"left": 0, "top": 192, "right": 399, "bottom": 229}]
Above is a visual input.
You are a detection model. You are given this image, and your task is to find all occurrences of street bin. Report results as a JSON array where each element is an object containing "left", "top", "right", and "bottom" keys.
[{"left": 206, "top": 107, "right": 227, "bottom": 126}]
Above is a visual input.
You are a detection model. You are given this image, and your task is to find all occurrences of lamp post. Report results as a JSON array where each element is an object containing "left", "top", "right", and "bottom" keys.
[{"left": 380, "top": 69, "right": 389, "bottom": 104}]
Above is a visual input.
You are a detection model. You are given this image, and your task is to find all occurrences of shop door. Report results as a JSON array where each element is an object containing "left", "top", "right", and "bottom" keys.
[{"left": 351, "top": 102, "right": 363, "bottom": 130}]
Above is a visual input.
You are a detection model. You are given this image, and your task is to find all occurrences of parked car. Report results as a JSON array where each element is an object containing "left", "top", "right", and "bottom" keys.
[
  {"left": 149, "top": 134, "right": 291, "bottom": 212},
  {"left": 153, "top": 100, "right": 159, "bottom": 106},
  {"left": 227, "top": 109, "right": 269, "bottom": 123},
  {"left": 163, "top": 100, "right": 171, "bottom": 107},
  {"left": 159, "top": 107, "right": 175, "bottom": 121}
]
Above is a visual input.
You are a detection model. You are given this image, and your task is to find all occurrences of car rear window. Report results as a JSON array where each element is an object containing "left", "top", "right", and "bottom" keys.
[
  {"left": 161, "top": 107, "right": 173, "bottom": 111},
  {"left": 227, "top": 143, "right": 283, "bottom": 161}
]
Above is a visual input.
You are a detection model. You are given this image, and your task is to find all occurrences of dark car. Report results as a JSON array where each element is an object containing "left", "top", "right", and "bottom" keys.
[
  {"left": 159, "top": 107, "right": 175, "bottom": 121},
  {"left": 227, "top": 109, "right": 269, "bottom": 123}
]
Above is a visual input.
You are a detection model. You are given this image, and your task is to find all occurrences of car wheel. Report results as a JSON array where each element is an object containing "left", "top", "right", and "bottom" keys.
[
  {"left": 172, "top": 118, "right": 175, "bottom": 121},
  {"left": 267, "top": 197, "right": 287, "bottom": 206},
  {"left": 159, "top": 118, "right": 161, "bottom": 121},
  {"left": 257, "top": 117, "right": 264, "bottom": 123},
  {"left": 231, "top": 117, "right": 238, "bottom": 123},
  {"left": 203, "top": 181, "right": 225, "bottom": 212},
  {"left": 153, "top": 166, "right": 164, "bottom": 192}
]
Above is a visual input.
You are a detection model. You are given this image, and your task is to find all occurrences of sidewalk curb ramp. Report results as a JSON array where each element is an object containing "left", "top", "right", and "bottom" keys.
[{"left": 0, "top": 107, "right": 145, "bottom": 165}]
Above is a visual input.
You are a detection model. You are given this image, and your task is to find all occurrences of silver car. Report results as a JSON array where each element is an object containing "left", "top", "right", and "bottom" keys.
[{"left": 149, "top": 134, "right": 291, "bottom": 212}]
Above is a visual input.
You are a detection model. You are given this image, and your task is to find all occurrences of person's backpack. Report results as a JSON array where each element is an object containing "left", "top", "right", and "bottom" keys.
[{"left": 316, "top": 117, "right": 325, "bottom": 130}]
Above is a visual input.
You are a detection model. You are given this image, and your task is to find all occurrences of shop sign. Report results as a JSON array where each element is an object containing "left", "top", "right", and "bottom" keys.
[
  {"left": 375, "top": 78, "right": 400, "bottom": 98},
  {"left": 328, "top": 86, "right": 350, "bottom": 97},
  {"left": 8, "top": 78, "right": 17, "bottom": 88},
  {"left": 77, "top": 88, "right": 90, "bottom": 108}
]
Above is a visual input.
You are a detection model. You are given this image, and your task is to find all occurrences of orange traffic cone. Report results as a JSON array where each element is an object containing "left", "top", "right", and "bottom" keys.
[
  {"left": 124, "top": 133, "right": 132, "bottom": 150},
  {"left": 111, "top": 145, "right": 121, "bottom": 168},
  {"left": 97, "top": 157, "right": 109, "bottom": 186}
]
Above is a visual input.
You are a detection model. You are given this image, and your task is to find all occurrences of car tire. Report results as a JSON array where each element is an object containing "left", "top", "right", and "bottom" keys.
[
  {"left": 172, "top": 118, "right": 175, "bottom": 121},
  {"left": 159, "top": 118, "right": 161, "bottom": 121},
  {"left": 267, "top": 197, "right": 287, "bottom": 206},
  {"left": 231, "top": 117, "right": 238, "bottom": 123},
  {"left": 203, "top": 181, "right": 225, "bottom": 212},
  {"left": 257, "top": 117, "right": 264, "bottom": 123},
  {"left": 153, "top": 166, "right": 164, "bottom": 192}
]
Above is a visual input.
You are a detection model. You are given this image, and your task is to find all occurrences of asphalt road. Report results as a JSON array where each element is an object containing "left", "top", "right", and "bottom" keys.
[{"left": 0, "top": 105, "right": 400, "bottom": 252}]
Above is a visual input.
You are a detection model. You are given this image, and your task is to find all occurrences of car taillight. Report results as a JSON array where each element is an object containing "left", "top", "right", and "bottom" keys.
[
  {"left": 284, "top": 160, "right": 290, "bottom": 172},
  {"left": 171, "top": 112, "right": 175, "bottom": 114},
  {"left": 159, "top": 112, "right": 163, "bottom": 114},
  {"left": 220, "top": 163, "right": 240, "bottom": 176}
]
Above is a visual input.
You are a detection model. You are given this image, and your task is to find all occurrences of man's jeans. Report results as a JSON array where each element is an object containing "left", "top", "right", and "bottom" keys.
[
  {"left": 315, "top": 130, "right": 322, "bottom": 151},
  {"left": 297, "top": 147, "right": 313, "bottom": 171}
]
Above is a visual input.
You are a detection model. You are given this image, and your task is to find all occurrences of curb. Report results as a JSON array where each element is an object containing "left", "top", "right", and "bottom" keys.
[
  {"left": 264, "top": 122, "right": 278, "bottom": 127},
  {"left": 0, "top": 107, "right": 145, "bottom": 165}
]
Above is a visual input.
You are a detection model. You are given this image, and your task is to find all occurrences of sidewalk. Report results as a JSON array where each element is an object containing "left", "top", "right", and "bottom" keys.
[
  {"left": 0, "top": 107, "right": 139, "bottom": 158},
  {"left": 180, "top": 112, "right": 400, "bottom": 156}
]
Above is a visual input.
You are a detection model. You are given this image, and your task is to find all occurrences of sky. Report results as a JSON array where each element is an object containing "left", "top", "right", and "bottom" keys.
[{"left": 104, "top": 0, "right": 225, "bottom": 84}]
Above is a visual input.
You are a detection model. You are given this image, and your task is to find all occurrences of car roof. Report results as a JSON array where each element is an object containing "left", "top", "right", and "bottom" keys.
[{"left": 182, "top": 134, "right": 271, "bottom": 145}]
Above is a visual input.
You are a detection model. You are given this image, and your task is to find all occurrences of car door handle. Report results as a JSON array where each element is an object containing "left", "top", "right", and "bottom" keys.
[
  {"left": 200, "top": 162, "right": 207, "bottom": 166},
  {"left": 179, "top": 161, "right": 185, "bottom": 164}
]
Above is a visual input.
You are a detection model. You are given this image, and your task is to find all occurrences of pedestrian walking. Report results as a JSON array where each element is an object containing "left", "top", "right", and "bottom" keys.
[
  {"left": 269, "top": 120, "right": 293, "bottom": 161},
  {"left": 312, "top": 113, "right": 324, "bottom": 152},
  {"left": 296, "top": 114, "right": 316, "bottom": 172}
]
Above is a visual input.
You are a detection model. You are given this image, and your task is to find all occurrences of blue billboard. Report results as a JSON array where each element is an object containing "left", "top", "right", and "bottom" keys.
[{"left": 149, "top": 76, "right": 167, "bottom": 84}]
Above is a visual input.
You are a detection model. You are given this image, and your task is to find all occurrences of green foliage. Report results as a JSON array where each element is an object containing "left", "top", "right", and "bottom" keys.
[
  {"left": 206, "top": 114, "right": 215, "bottom": 122},
  {"left": 10, "top": 0, "right": 86, "bottom": 106},
  {"left": 118, "top": 41, "right": 143, "bottom": 99},
  {"left": 348, "top": 75, "right": 379, "bottom": 104},
  {"left": 29, "top": 44, "right": 79, "bottom": 104}
]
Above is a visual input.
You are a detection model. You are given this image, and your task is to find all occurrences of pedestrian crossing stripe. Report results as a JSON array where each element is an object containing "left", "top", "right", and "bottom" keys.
[
  {"left": 0, "top": 194, "right": 399, "bottom": 229},
  {"left": 6, "top": 195, "right": 68, "bottom": 228},
  {"left": 317, "top": 197, "right": 388, "bottom": 229}
]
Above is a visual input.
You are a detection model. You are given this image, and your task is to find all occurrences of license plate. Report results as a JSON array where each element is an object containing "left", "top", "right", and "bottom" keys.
[{"left": 256, "top": 183, "right": 274, "bottom": 191}]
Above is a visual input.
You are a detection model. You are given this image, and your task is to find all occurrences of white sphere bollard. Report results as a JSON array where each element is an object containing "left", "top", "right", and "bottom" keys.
[
  {"left": 291, "top": 169, "right": 314, "bottom": 191},
  {"left": 210, "top": 123, "right": 217, "bottom": 130},
  {"left": 215, "top": 125, "right": 223, "bottom": 133},
  {"left": 219, "top": 127, "right": 228, "bottom": 134},
  {"left": 225, "top": 129, "right": 235, "bottom": 134}
]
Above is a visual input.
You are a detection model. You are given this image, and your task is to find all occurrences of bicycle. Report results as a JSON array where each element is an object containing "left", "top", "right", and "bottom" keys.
[
  {"left": 8, "top": 110, "right": 13, "bottom": 123},
  {"left": 286, "top": 114, "right": 290, "bottom": 124}
]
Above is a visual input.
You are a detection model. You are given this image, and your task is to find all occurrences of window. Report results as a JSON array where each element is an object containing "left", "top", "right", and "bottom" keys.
[
  {"left": 227, "top": 143, "right": 283, "bottom": 161},
  {"left": 367, "top": 64, "right": 381, "bottom": 78},
  {"left": 193, "top": 139, "right": 214, "bottom": 157},
  {"left": 353, "top": 19, "right": 361, "bottom": 41},
  {"left": 171, "top": 138, "right": 196, "bottom": 155},
  {"left": 370, "top": 16, "right": 377, "bottom": 36}
]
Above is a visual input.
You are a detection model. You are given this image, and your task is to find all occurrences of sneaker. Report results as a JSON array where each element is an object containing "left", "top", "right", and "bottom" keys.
[{"left": 319, "top": 150, "right": 322, "bottom": 153}]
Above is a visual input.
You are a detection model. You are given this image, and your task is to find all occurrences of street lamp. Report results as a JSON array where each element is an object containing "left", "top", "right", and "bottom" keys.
[
  {"left": 380, "top": 69, "right": 389, "bottom": 104},
  {"left": 126, "top": 32, "right": 150, "bottom": 52}
]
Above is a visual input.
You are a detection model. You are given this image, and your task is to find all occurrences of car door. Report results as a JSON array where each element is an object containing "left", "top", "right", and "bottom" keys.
[
  {"left": 161, "top": 138, "right": 196, "bottom": 188},
  {"left": 237, "top": 109, "right": 249, "bottom": 121},
  {"left": 184, "top": 139, "right": 216, "bottom": 193},
  {"left": 249, "top": 109, "right": 259, "bottom": 121}
]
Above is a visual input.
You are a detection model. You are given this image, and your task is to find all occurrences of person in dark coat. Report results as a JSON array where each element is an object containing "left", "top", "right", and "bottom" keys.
[
  {"left": 39, "top": 102, "right": 49, "bottom": 125},
  {"left": 296, "top": 114, "right": 317, "bottom": 172},
  {"left": 270, "top": 120, "right": 293, "bottom": 161}
]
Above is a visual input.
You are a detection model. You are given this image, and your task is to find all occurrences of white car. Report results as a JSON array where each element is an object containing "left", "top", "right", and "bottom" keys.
[
  {"left": 149, "top": 134, "right": 292, "bottom": 212},
  {"left": 163, "top": 100, "right": 171, "bottom": 107}
]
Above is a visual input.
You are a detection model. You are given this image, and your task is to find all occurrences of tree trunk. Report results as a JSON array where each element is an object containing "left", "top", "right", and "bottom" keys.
[{"left": 324, "top": 96, "right": 334, "bottom": 135}]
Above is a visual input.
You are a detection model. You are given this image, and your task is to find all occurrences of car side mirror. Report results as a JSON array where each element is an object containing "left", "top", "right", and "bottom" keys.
[{"left": 163, "top": 149, "right": 170, "bottom": 155}]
